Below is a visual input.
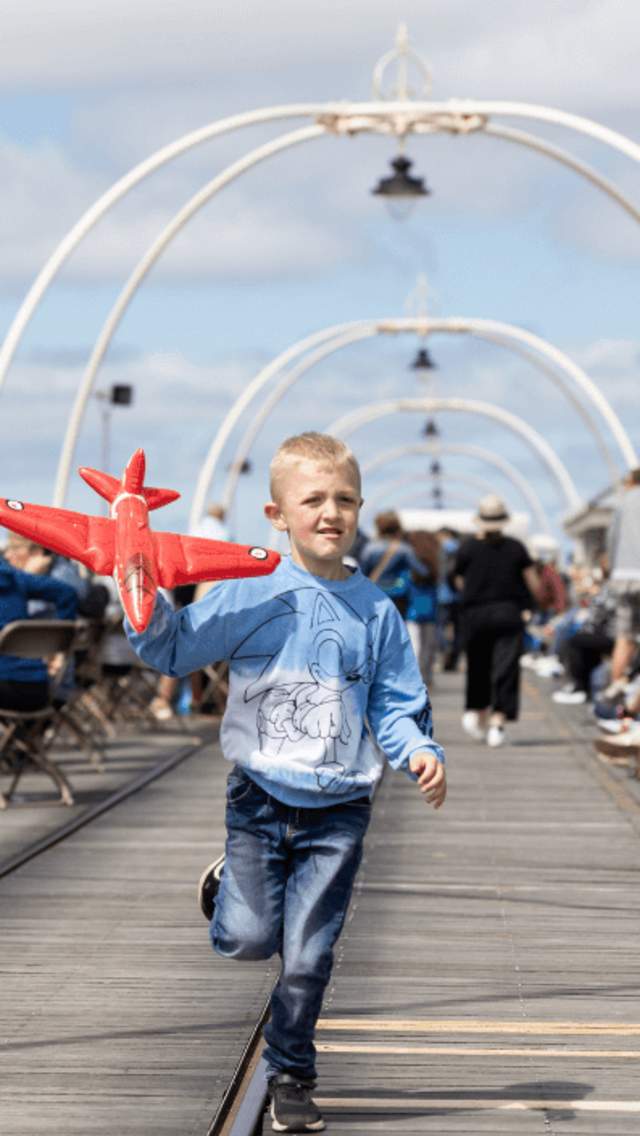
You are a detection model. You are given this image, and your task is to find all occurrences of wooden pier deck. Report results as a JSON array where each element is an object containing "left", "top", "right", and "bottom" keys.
[
  {"left": 3, "top": 673, "right": 640, "bottom": 1134},
  {"left": 316, "top": 673, "right": 640, "bottom": 1133}
]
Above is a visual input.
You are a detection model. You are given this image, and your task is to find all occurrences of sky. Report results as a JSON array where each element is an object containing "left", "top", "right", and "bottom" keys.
[{"left": 0, "top": 0, "right": 638, "bottom": 547}]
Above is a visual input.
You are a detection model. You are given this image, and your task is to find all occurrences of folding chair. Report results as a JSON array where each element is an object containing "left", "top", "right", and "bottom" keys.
[
  {"left": 0, "top": 620, "right": 79, "bottom": 808},
  {"left": 49, "top": 619, "right": 111, "bottom": 764}
]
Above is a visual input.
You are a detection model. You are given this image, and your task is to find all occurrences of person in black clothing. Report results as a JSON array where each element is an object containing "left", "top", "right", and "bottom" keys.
[{"left": 454, "top": 496, "right": 540, "bottom": 747}]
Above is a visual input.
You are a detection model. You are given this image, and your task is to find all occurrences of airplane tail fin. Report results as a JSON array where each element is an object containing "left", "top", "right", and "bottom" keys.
[
  {"left": 79, "top": 467, "right": 121, "bottom": 503},
  {"left": 79, "top": 463, "right": 180, "bottom": 509},
  {"left": 143, "top": 487, "right": 181, "bottom": 510}
]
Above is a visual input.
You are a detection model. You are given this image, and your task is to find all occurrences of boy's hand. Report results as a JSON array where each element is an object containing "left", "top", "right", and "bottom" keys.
[{"left": 409, "top": 751, "right": 447, "bottom": 809}]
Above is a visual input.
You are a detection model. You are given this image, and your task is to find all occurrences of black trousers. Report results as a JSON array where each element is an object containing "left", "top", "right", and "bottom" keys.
[
  {"left": 465, "top": 626, "right": 524, "bottom": 721},
  {"left": 0, "top": 680, "right": 48, "bottom": 712},
  {"left": 559, "top": 630, "right": 614, "bottom": 694}
]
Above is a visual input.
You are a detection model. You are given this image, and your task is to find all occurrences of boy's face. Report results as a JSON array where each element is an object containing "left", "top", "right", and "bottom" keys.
[{"left": 265, "top": 458, "right": 362, "bottom": 579}]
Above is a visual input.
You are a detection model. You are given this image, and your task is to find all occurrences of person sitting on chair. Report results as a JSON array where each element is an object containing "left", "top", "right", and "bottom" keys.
[{"left": 0, "top": 548, "right": 77, "bottom": 712}]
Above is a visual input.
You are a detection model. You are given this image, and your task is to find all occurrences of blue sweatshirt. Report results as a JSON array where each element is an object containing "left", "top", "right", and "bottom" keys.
[
  {"left": 127, "top": 558, "right": 445, "bottom": 808},
  {"left": 0, "top": 558, "right": 78, "bottom": 683}
]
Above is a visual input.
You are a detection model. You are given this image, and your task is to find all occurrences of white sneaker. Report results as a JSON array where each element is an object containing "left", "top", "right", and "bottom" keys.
[
  {"left": 552, "top": 687, "right": 587, "bottom": 705},
  {"left": 486, "top": 725, "right": 505, "bottom": 747},
  {"left": 462, "top": 711, "right": 486, "bottom": 741},
  {"left": 519, "top": 653, "right": 537, "bottom": 670}
]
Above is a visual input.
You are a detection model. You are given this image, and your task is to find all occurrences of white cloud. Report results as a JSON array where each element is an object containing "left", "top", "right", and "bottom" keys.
[
  {"left": 2, "top": 0, "right": 638, "bottom": 121},
  {"left": 0, "top": 133, "right": 362, "bottom": 289},
  {"left": 551, "top": 181, "right": 640, "bottom": 262}
]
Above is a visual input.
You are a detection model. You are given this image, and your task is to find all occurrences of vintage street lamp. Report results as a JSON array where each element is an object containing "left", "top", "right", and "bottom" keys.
[
  {"left": 371, "top": 154, "right": 430, "bottom": 220},
  {"left": 371, "top": 24, "right": 432, "bottom": 219},
  {"left": 410, "top": 345, "right": 437, "bottom": 371},
  {"left": 422, "top": 417, "right": 440, "bottom": 439}
]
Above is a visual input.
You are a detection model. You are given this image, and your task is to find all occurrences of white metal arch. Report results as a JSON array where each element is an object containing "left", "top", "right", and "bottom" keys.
[
  {"left": 364, "top": 471, "right": 498, "bottom": 513},
  {"left": 202, "top": 315, "right": 630, "bottom": 530},
  {"left": 326, "top": 397, "right": 582, "bottom": 512},
  {"left": 360, "top": 441, "right": 551, "bottom": 533},
  {"left": 52, "top": 120, "right": 638, "bottom": 508},
  {"left": 382, "top": 318, "right": 636, "bottom": 471},
  {"left": 52, "top": 124, "right": 325, "bottom": 506},
  {"left": 2, "top": 96, "right": 638, "bottom": 397}
]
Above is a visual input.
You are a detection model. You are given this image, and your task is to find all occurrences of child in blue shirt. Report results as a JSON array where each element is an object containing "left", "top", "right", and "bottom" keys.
[{"left": 127, "top": 432, "right": 446, "bottom": 1133}]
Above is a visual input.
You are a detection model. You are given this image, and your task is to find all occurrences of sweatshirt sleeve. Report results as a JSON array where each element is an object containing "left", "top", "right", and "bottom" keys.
[
  {"left": 125, "top": 584, "right": 236, "bottom": 677},
  {"left": 367, "top": 606, "right": 445, "bottom": 773},
  {"left": 19, "top": 569, "right": 78, "bottom": 620}
]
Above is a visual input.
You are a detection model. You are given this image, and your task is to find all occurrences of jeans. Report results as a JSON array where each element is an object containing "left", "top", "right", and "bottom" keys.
[{"left": 211, "top": 766, "right": 371, "bottom": 1082}]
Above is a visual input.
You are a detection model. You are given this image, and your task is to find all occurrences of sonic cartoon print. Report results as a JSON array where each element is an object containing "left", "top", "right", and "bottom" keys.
[{"left": 230, "top": 587, "right": 378, "bottom": 793}]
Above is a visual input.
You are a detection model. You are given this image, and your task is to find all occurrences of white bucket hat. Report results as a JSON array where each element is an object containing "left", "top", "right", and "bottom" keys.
[{"left": 475, "top": 494, "right": 510, "bottom": 533}]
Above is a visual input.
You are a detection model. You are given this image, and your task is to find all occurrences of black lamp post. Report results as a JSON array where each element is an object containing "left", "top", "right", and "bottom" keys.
[
  {"left": 371, "top": 154, "right": 430, "bottom": 219},
  {"left": 95, "top": 383, "right": 134, "bottom": 474}
]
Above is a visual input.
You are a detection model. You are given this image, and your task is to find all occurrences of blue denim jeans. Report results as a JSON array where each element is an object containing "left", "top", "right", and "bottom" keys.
[{"left": 211, "top": 766, "right": 371, "bottom": 1082}]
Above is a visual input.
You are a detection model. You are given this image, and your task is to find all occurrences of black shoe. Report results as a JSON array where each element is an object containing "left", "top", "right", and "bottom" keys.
[
  {"left": 269, "top": 1074, "right": 325, "bottom": 1133},
  {"left": 197, "top": 854, "right": 225, "bottom": 921}
]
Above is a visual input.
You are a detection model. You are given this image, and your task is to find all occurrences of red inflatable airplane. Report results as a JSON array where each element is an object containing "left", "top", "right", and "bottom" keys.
[{"left": 0, "top": 449, "right": 280, "bottom": 631}]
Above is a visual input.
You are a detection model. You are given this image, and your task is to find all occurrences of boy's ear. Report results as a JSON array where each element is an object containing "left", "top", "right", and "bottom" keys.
[{"left": 264, "top": 501, "right": 288, "bottom": 532}]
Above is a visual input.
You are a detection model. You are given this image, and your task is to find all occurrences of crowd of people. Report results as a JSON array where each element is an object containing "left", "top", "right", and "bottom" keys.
[
  {"left": 352, "top": 471, "right": 640, "bottom": 761},
  {"left": 519, "top": 468, "right": 640, "bottom": 766}
]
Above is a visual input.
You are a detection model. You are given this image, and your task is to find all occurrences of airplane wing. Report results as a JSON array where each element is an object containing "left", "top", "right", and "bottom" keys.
[
  {"left": 153, "top": 532, "right": 280, "bottom": 590},
  {"left": 0, "top": 498, "right": 115, "bottom": 575}
]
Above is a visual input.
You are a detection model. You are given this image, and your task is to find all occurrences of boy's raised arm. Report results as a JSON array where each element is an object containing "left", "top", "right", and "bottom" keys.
[{"left": 125, "top": 586, "right": 232, "bottom": 677}]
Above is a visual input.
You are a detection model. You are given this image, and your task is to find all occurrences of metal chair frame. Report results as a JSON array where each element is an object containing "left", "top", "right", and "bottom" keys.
[{"left": 0, "top": 619, "right": 80, "bottom": 808}]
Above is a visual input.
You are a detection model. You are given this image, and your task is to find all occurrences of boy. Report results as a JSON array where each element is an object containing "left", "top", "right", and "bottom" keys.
[{"left": 127, "top": 433, "right": 446, "bottom": 1133}]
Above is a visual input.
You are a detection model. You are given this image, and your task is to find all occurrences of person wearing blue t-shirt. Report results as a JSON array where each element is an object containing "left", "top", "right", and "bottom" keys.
[{"left": 126, "top": 432, "right": 446, "bottom": 1133}]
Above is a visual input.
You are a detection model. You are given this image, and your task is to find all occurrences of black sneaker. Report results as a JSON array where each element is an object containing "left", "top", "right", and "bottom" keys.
[
  {"left": 197, "top": 854, "right": 225, "bottom": 921},
  {"left": 269, "top": 1074, "right": 325, "bottom": 1133}
]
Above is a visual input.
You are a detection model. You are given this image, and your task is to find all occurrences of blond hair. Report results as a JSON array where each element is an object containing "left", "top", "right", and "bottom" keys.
[{"left": 269, "top": 432, "right": 361, "bottom": 500}]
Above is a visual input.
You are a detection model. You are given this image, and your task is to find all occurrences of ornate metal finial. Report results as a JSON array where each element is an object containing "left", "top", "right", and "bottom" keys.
[{"left": 372, "top": 23, "right": 432, "bottom": 102}]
